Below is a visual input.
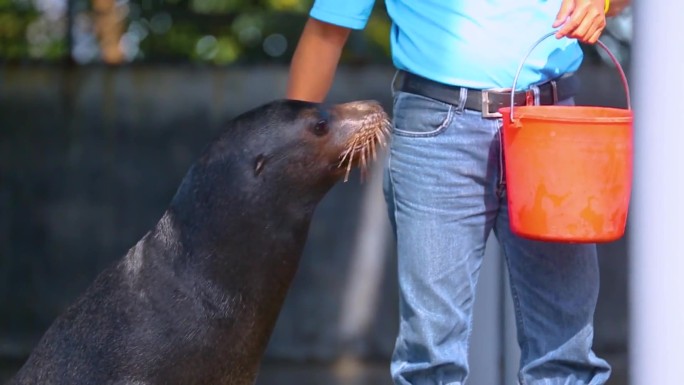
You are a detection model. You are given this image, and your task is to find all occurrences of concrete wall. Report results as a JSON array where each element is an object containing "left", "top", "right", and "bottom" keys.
[{"left": 0, "top": 64, "right": 630, "bottom": 382}]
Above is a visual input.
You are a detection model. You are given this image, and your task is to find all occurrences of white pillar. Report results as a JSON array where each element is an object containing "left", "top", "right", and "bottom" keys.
[{"left": 629, "top": 0, "right": 684, "bottom": 383}]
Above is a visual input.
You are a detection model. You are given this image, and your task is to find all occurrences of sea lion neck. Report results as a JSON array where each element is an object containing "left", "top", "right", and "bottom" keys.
[{"left": 161, "top": 162, "right": 316, "bottom": 284}]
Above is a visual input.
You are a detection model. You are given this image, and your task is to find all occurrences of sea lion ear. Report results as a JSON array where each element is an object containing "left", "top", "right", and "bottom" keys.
[{"left": 254, "top": 154, "right": 267, "bottom": 176}]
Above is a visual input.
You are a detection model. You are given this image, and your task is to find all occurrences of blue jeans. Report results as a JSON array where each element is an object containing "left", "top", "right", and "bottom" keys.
[{"left": 383, "top": 88, "right": 611, "bottom": 385}]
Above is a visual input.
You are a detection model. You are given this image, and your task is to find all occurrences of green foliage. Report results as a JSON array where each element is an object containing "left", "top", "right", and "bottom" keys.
[
  {"left": 0, "top": 8, "right": 39, "bottom": 59},
  {"left": 0, "top": 0, "right": 391, "bottom": 65}
]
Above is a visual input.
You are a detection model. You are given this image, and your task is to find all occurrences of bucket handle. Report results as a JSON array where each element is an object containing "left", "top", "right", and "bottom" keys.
[{"left": 509, "top": 31, "right": 632, "bottom": 122}]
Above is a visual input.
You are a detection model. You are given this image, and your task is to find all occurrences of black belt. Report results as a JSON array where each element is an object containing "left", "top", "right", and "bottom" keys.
[{"left": 396, "top": 70, "right": 579, "bottom": 118}]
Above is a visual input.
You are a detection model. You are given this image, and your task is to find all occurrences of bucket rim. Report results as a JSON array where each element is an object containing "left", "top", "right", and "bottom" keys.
[{"left": 499, "top": 106, "right": 633, "bottom": 123}]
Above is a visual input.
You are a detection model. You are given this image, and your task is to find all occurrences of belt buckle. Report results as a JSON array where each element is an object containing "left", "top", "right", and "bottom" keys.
[{"left": 481, "top": 89, "right": 504, "bottom": 119}]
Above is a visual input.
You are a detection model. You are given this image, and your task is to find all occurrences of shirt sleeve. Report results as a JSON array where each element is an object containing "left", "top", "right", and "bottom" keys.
[{"left": 309, "top": 0, "right": 377, "bottom": 30}]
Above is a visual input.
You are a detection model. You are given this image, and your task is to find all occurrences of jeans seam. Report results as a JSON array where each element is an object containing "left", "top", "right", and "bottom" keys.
[
  {"left": 438, "top": 104, "right": 454, "bottom": 133},
  {"left": 387, "top": 148, "right": 399, "bottom": 242},
  {"left": 500, "top": 242, "right": 529, "bottom": 385},
  {"left": 392, "top": 103, "right": 454, "bottom": 138},
  {"left": 387, "top": 137, "right": 406, "bottom": 385},
  {"left": 495, "top": 118, "right": 506, "bottom": 197}
]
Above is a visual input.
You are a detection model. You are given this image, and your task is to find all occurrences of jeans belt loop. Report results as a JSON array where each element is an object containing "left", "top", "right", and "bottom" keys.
[
  {"left": 531, "top": 85, "right": 541, "bottom": 106},
  {"left": 481, "top": 90, "right": 502, "bottom": 119},
  {"left": 525, "top": 90, "right": 534, "bottom": 106},
  {"left": 457, "top": 87, "right": 468, "bottom": 113}
]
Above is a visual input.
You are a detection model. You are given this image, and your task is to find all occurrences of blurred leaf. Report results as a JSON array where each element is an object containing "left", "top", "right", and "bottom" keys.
[
  {"left": 264, "top": 0, "right": 310, "bottom": 12},
  {"left": 0, "top": 0, "right": 396, "bottom": 65},
  {"left": 190, "top": 0, "right": 243, "bottom": 14}
]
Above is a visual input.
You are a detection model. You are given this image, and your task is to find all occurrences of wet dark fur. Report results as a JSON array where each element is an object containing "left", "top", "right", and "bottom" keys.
[{"left": 7, "top": 99, "right": 388, "bottom": 385}]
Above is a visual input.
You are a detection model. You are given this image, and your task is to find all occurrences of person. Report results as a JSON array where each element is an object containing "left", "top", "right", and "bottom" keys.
[{"left": 286, "top": 0, "right": 630, "bottom": 384}]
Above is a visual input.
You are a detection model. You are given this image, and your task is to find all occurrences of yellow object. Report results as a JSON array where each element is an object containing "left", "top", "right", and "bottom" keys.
[{"left": 604, "top": 0, "right": 611, "bottom": 14}]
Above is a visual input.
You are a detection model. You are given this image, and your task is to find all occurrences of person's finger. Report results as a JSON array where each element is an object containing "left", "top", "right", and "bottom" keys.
[
  {"left": 558, "top": 0, "right": 607, "bottom": 41},
  {"left": 585, "top": 26, "right": 603, "bottom": 44},
  {"left": 571, "top": 5, "right": 605, "bottom": 42},
  {"left": 555, "top": 3, "right": 586, "bottom": 38},
  {"left": 553, "top": 0, "right": 576, "bottom": 28},
  {"left": 569, "top": 9, "right": 598, "bottom": 39}
]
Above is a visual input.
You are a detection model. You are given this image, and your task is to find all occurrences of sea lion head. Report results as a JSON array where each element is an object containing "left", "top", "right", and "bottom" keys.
[
  {"left": 171, "top": 99, "right": 390, "bottom": 232},
  {"left": 246, "top": 99, "right": 389, "bottom": 185},
  {"left": 201, "top": 99, "right": 390, "bottom": 198}
]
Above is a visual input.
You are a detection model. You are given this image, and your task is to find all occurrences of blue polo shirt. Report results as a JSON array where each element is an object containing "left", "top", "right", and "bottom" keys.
[{"left": 310, "top": 0, "right": 583, "bottom": 90}]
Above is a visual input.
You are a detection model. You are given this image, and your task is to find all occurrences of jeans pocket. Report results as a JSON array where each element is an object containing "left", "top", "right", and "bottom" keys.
[{"left": 392, "top": 91, "right": 455, "bottom": 138}]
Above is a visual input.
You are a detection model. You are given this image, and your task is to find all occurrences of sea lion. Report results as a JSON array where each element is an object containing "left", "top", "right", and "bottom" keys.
[{"left": 7, "top": 99, "right": 390, "bottom": 385}]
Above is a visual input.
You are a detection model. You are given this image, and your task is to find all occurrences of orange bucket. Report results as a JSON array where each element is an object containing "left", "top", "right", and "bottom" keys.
[{"left": 499, "top": 34, "right": 633, "bottom": 243}]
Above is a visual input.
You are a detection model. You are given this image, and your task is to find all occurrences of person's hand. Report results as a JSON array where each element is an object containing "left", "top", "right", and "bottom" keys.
[{"left": 553, "top": 0, "right": 606, "bottom": 44}]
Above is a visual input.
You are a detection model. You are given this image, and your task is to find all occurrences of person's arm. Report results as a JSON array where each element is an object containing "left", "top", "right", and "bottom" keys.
[{"left": 286, "top": 18, "right": 352, "bottom": 103}]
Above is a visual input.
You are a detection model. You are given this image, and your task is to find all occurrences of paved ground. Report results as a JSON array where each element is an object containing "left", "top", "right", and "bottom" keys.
[
  {"left": 1, "top": 353, "right": 628, "bottom": 385},
  {"left": 257, "top": 353, "right": 628, "bottom": 385}
]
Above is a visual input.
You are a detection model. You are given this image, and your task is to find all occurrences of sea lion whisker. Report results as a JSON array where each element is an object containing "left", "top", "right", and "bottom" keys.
[
  {"left": 364, "top": 139, "right": 373, "bottom": 162},
  {"left": 344, "top": 148, "right": 355, "bottom": 182},
  {"left": 338, "top": 140, "right": 356, "bottom": 167},
  {"left": 369, "top": 141, "right": 377, "bottom": 161},
  {"left": 338, "top": 149, "right": 351, "bottom": 168},
  {"left": 360, "top": 147, "right": 367, "bottom": 170},
  {"left": 336, "top": 113, "right": 392, "bottom": 183}
]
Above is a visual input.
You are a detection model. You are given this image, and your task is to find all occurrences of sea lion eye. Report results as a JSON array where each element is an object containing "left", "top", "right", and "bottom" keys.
[{"left": 312, "top": 120, "right": 329, "bottom": 136}]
